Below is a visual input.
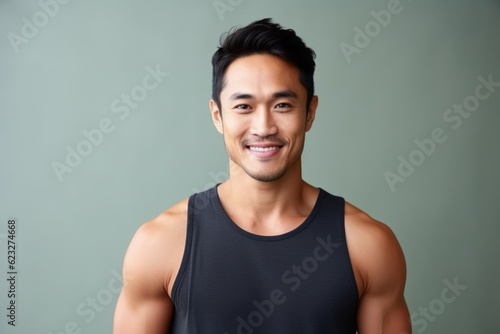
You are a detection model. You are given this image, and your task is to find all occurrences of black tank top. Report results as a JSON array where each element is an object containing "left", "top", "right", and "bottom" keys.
[{"left": 170, "top": 185, "right": 358, "bottom": 333}]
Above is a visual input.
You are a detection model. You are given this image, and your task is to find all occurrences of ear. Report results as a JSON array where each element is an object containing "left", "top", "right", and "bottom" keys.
[
  {"left": 209, "top": 99, "right": 224, "bottom": 134},
  {"left": 305, "top": 95, "right": 318, "bottom": 132}
]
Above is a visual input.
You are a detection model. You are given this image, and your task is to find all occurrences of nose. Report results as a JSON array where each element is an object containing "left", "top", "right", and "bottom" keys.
[{"left": 250, "top": 108, "right": 278, "bottom": 137}]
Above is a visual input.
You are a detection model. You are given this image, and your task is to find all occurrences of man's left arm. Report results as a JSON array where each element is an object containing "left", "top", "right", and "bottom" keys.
[{"left": 354, "top": 221, "right": 412, "bottom": 334}]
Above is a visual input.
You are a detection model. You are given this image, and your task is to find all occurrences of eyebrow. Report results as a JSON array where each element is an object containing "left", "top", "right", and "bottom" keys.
[{"left": 228, "top": 90, "right": 298, "bottom": 101}]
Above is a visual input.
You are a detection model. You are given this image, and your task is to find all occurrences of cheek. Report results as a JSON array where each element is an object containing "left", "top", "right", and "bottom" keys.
[
  {"left": 223, "top": 114, "right": 251, "bottom": 132},
  {"left": 286, "top": 124, "right": 308, "bottom": 149},
  {"left": 284, "top": 118, "right": 307, "bottom": 137},
  {"left": 222, "top": 118, "right": 248, "bottom": 142}
]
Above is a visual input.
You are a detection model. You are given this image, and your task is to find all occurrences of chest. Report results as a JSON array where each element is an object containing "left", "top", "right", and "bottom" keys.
[{"left": 172, "top": 231, "right": 358, "bottom": 333}]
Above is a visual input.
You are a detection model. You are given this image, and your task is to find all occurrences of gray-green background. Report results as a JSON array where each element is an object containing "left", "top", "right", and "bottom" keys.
[{"left": 1, "top": 0, "right": 499, "bottom": 333}]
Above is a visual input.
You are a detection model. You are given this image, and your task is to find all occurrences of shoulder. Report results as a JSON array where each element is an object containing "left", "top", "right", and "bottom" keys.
[
  {"left": 344, "top": 201, "right": 407, "bottom": 297},
  {"left": 138, "top": 198, "right": 189, "bottom": 241},
  {"left": 344, "top": 201, "right": 399, "bottom": 248},
  {"left": 122, "top": 198, "right": 190, "bottom": 297}
]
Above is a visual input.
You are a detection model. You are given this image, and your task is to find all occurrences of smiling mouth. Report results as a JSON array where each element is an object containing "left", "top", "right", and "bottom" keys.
[
  {"left": 248, "top": 146, "right": 282, "bottom": 152},
  {"left": 243, "top": 137, "right": 287, "bottom": 156}
]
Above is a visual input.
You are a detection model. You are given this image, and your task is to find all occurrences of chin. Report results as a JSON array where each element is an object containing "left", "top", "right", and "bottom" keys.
[{"left": 245, "top": 167, "right": 288, "bottom": 183}]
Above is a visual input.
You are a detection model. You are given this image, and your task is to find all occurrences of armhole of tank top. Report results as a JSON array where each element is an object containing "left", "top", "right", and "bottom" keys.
[
  {"left": 338, "top": 196, "right": 360, "bottom": 312},
  {"left": 169, "top": 194, "right": 195, "bottom": 305}
]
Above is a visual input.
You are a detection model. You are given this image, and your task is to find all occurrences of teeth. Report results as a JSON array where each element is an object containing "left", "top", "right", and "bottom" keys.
[{"left": 249, "top": 146, "right": 280, "bottom": 152}]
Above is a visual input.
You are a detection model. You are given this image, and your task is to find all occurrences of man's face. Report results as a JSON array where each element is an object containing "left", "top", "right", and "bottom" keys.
[{"left": 210, "top": 54, "right": 318, "bottom": 182}]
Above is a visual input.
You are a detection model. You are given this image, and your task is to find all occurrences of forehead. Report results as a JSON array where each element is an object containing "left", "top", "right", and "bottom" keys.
[{"left": 221, "top": 54, "right": 305, "bottom": 99}]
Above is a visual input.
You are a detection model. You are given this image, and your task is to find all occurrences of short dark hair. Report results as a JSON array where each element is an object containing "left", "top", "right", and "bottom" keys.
[{"left": 211, "top": 18, "right": 316, "bottom": 112}]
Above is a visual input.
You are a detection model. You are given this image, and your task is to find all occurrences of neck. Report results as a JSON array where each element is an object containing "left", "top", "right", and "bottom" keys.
[{"left": 217, "top": 159, "right": 319, "bottom": 235}]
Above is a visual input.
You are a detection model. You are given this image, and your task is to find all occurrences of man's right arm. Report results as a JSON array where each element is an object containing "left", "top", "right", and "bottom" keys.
[{"left": 113, "top": 212, "right": 186, "bottom": 334}]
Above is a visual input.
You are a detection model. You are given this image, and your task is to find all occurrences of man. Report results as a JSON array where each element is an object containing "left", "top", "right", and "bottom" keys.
[{"left": 113, "top": 18, "right": 411, "bottom": 333}]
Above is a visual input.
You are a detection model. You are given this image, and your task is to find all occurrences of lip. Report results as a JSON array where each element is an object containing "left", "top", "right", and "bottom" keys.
[
  {"left": 246, "top": 142, "right": 284, "bottom": 148},
  {"left": 246, "top": 143, "right": 283, "bottom": 158}
]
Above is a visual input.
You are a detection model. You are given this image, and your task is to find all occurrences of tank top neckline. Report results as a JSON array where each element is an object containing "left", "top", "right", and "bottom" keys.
[{"left": 210, "top": 184, "right": 325, "bottom": 242}]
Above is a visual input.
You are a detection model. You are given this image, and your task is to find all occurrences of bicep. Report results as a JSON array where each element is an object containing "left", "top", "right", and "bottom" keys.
[
  {"left": 113, "top": 222, "right": 177, "bottom": 334},
  {"left": 354, "top": 223, "right": 411, "bottom": 333},
  {"left": 356, "top": 292, "right": 410, "bottom": 334},
  {"left": 113, "top": 287, "right": 173, "bottom": 334}
]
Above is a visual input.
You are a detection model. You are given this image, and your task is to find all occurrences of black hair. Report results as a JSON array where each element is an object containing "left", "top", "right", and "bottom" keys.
[{"left": 211, "top": 18, "right": 316, "bottom": 112}]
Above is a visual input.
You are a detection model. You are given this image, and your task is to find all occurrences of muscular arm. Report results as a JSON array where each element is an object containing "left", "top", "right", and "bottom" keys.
[
  {"left": 346, "top": 205, "right": 411, "bottom": 334},
  {"left": 113, "top": 208, "right": 187, "bottom": 334},
  {"left": 113, "top": 222, "right": 173, "bottom": 334}
]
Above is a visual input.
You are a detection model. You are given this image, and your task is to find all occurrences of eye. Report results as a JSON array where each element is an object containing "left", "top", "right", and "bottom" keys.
[
  {"left": 274, "top": 102, "right": 293, "bottom": 111},
  {"left": 233, "top": 103, "right": 252, "bottom": 114},
  {"left": 234, "top": 104, "right": 251, "bottom": 110}
]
